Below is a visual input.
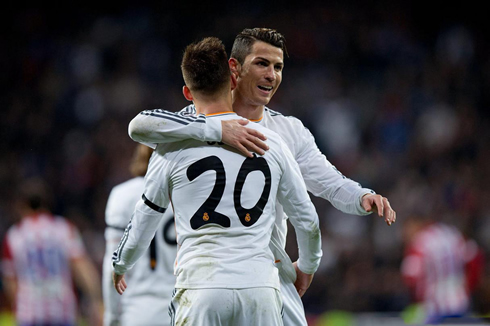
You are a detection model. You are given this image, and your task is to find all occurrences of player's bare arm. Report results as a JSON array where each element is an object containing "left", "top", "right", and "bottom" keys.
[
  {"left": 113, "top": 272, "right": 127, "bottom": 295},
  {"left": 361, "top": 194, "right": 396, "bottom": 226},
  {"left": 293, "top": 261, "right": 314, "bottom": 298},
  {"left": 221, "top": 119, "right": 269, "bottom": 157}
]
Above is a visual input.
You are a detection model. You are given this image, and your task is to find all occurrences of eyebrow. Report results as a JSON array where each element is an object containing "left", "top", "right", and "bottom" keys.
[{"left": 256, "top": 57, "right": 284, "bottom": 67}]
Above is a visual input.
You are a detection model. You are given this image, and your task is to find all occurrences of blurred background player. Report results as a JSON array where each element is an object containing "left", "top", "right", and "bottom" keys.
[
  {"left": 127, "top": 27, "right": 396, "bottom": 326},
  {"left": 1, "top": 178, "right": 103, "bottom": 326},
  {"left": 102, "top": 145, "right": 177, "bottom": 326},
  {"left": 401, "top": 214, "right": 484, "bottom": 324},
  {"left": 113, "top": 36, "right": 322, "bottom": 326}
]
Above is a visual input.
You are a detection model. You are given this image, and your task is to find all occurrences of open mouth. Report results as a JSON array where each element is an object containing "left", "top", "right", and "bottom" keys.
[{"left": 258, "top": 85, "right": 273, "bottom": 92}]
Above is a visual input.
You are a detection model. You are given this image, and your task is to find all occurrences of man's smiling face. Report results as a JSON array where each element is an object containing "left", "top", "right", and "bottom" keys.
[{"left": 235, "top": 41, "right": 284, "bottom": 108}]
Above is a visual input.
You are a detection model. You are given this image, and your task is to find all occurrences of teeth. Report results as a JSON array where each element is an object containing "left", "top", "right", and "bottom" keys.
[{"left": 258, "top": 86, "right": 273, "bottom": 91}]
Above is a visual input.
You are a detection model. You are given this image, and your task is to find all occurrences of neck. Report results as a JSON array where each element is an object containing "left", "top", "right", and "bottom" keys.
[
  {"left": 194, "top": 96, "right": 233, "bottom": 116},
  {"left": 22, "top": 207, "right": 48, "bottom": 217},
  {"left": 231, "top": 92, "right": 265, "bottom": 121}
]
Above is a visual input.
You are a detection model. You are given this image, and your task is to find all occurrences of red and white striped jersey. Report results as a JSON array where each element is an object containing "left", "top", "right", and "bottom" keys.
[
  {"left": 401, "top": 222, "right": 470, "bottom": 319},
  {"left": 2, "top": 213, "right": 86, "bottom": 325}
]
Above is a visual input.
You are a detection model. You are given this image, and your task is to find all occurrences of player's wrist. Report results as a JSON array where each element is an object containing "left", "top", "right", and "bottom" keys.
[
  {"left": 202, "top": 117, "right": 222, "bottom": 142},
  {"left": 359, "top": 189, "right": 376, "bottom": 213},
  {"left": 297, "top": 259, "right": 317, "bottom": 275}
]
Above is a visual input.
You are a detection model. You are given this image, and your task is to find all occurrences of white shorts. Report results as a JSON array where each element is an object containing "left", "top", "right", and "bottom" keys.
[
  {"left": 271, "top": 237, "right": 308, "bottom": 326},
  {"left": 279, "top": 273, "right": 308, "bottom": 326},
  {"left": 169, "top": 288, "right": 283, "bottom": 326},
  {"left": 120, "top": 294, "right": 172, "bottom": 326}
]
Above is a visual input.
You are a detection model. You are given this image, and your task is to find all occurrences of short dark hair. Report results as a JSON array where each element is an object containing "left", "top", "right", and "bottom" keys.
[
  {"left": 231, "top": 28, "right": 287, "bottom": 65},
  {"left": 181, "top": 37, "right": 230, "bottom": 95},
  {"left": 18, "top": 178, "right": 53, "bottom": 211}
]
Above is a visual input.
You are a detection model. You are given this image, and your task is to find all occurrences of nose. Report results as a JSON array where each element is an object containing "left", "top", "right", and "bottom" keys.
[{"left": 264, "top": 66, "right": 275, "bottom": 82}]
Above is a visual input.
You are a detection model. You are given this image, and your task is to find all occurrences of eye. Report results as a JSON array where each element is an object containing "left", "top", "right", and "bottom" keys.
[
  {"left": 274, "top": 65, "right": 283, "bottom": 72},
  {"left": 257, "top": 61, "right": 268, "bottom": 67}
]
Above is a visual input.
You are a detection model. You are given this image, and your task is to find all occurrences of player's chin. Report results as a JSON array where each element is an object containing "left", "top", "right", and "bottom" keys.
[{"left": 256, "top": 95, "right": 273, "bottom": 106}]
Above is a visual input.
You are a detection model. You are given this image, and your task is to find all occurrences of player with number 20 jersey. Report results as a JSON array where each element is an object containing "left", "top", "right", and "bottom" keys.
[{"left": 113, "top": 112, "right": 322, "bottom": 325}]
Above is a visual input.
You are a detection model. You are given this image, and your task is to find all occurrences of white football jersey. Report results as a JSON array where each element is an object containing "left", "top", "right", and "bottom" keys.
[
  {"left": 114, "top": 112, "right": 322, "bottom": 291},
  {"left": 127, "top": 105, "right": 375, "bottom": 326},
  {"left": 104, "top": 176, "right": 176, "bottom": 326},
  {"left": 129, "top": 105, "right": 374, "bottom": 244}
]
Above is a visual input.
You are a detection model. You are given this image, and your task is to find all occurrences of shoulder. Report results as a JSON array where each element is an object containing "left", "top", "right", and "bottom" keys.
[
  {"left": 179, "top": 104, "right": 196, "bottom": 116},
  {"left": 50, "top": 215, "right": 79, "bottom": 235},
  {"left": 264, "top": 107, "right": 305, "bottom": 124},
  {"left": 264, "top": 107, "right": 284, "bottom": 118},
  {"left": 263, "top": 107, "right": 308, "bottom": 131},
  {"left": 139, "top": 105, "right": 201, "bottom": 123}
]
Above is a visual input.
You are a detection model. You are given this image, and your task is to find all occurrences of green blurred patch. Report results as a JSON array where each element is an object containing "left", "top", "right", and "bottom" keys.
[
  {"left": 401, "top": 303, "right": 425, "bottom": 325},
  {"left": 315, "top": 310, "right": 355, "bottom": 326},
  {"left": 0, "top": 311, "right": 15, "bottom": 326}
]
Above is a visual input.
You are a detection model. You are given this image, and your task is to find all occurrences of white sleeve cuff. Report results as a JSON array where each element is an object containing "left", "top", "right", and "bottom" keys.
[{"left": 202, "top": 118, "right": 222, "bottom": 142}]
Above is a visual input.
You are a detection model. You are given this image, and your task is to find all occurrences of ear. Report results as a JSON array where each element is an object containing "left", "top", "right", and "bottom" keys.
[
  {"left": 229, "top": 58, "right": 240, "bottom": 79},
  {"left": 182, "top": 86, "right": 193, "bottom": 101},
  {"left": 230, "top": 73, "right": 237, "bottom": 91}
]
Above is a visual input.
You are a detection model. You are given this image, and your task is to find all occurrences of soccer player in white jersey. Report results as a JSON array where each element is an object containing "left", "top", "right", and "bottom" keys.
[
  {"left": 103, "top": 144, "right": 177, "bottom": 326},
  {"left": 112, "top": 37, "right": 322, "bottom": 326},
  {"left": 2, "top": 178, "right": 103, "bottom": 326},
  {"left": 127, "top": 28, "right": 397, "bottom": 325}
]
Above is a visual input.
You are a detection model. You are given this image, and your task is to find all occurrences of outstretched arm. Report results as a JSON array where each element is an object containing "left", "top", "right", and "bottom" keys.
[
  {"left": 129, "top": 107, "right": 268, "bottom": 157},
  {"left": 293, "top": 119, "right": 396, "bottom": 225}
]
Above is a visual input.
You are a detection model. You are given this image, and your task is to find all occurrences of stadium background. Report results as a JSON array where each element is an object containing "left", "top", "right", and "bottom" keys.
[{"left": 1, "top": 2, "right": 489, "bottom": 325}]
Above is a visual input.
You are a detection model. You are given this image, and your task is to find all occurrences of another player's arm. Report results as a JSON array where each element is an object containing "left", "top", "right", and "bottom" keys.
[
  {"left": 2, "top": 274, "right": 16, "bottom": 306},
  {"left": 112, "top": 174, "right": 171, "bottom": 294},
  {"left": 275, "top": 139, "right": 322, "bottom": 296},
  {"left": 293, "top": 120, "right": 395, "bottom": 225},
  {"left": 103, "top": 190, "right": 127, "bottom": 326},
  {"left": 71, "top": 255, "right": 104, "bottom": 326},
  {"left": 1, "top": 238, "right": 17, "bottom": 307},
  {"left": 68, "top": 225, "right": 104, "bottom": 326},
  {"left": 128, "top": 108, "right": 268, "bottom": 157},
  {"left": 102, "top": 227, "right": 123, "bottom": 325}
]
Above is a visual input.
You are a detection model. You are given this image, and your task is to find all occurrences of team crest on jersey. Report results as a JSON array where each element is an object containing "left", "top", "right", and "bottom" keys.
[
  {"left": 245, "top": 213, "right": 251, "bottom": 222},
  {"left": 203, "top": 212, "right": 210, "bottom": 221}
]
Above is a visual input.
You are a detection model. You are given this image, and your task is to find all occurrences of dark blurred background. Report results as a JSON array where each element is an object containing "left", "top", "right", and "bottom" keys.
[{"left": 1, "top": 1, "right": 489, "bottom": 324}]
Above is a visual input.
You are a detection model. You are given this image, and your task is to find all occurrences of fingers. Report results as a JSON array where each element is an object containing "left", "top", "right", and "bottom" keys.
[
  {"left": 362, "top": 194, "right": 396, "bottom": 226},
  {"left": 297, "top": 288, "right": 306, "bottom": 297},
  {"left": 383, "top": 197, "right": 396, "bottom": 226},
  {"left": 376, "top": 195, "right": 396, "bottom": 226},
  {"left": 244, "top": 136, "right": 268, "bottom": 155},
  {"left": 362, "top": 200, "right": 372, "bottom": 212},
  {"left": 235, "top": 143, "right": 254, "bottom": 158},
  {"left": 375, "top": 196, "right": 384, "bottom": 218},
  {"left": 246, "top": 127, "right": 267, "bottom": 141},
  {"left": 116, "top": 278, "right": 127, "bottom": 295},
  {"left": 222, "top": 120, "right": 269, "bottom": 157},
  {"left": 113, "top": 273, "right": 127, "bottom": 295},
  {"left": 237, "top": 119, "right": 249, "bottom": 126}
]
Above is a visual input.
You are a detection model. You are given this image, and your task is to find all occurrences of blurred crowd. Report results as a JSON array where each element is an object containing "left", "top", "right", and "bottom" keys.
[{"left": 1, "top": 2, "right": 489, "bottom": 323}]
